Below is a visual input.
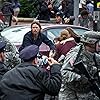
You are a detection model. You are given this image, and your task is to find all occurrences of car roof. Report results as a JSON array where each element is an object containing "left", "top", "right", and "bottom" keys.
[
  {"left": 2, "top": 23, "right": 90, "bottom": 32},
  {"left": 41, "top": 24, "right": 90, "bottom": 31},
  {"left": 1, "top": 23, "right": 90, "bottom": 51}
]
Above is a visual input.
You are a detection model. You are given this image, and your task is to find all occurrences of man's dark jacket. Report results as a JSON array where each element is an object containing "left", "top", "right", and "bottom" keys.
[
  {"left": 0, "top": 62, "right": 62, "bottom": 100},
  {"left": 0, "top": 61, "right": 8, "bottom": 81},
  {"left": 19, "top": 31, "right": 55, "bottom": 52}
]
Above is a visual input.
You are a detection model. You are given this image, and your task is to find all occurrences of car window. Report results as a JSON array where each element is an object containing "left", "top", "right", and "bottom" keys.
[
  {"left": 45, "top": 27, "right": 89, "bottom": 41},
  {"left": 72, "top": 28, "right": 89, "bottom": 36},
  {"left": 46, "top": 28, "right": 62, "bottom": 42}
]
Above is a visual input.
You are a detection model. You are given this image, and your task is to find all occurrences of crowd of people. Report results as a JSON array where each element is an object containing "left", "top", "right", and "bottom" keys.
[
  {"left": 0, "top": 0, "right": 100, "bottom": 100},
  {"left": 0, "top": 0, "right": 21, "bottom": 25},
  {"left": 0, "top": 0, "right": 94, "bottom": 29},
  {"left": 36, "top": 0, "right": 75, "bottom": 25},
  {"left": 36, "top": 0, "right": 94, "bottom": 30},
  {"left": 0, "top": 20, "right": 99, "bottom": 100}
]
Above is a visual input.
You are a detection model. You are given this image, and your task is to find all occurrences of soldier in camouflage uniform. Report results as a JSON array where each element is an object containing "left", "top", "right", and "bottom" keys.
[
  {"left": 59, "top": 31, "right": 100, "bottom": 100},
  {"left": 0, "top": 34, "right": 21, "bottom": 69}
]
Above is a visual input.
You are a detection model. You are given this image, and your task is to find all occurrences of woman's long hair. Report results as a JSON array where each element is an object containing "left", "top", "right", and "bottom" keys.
[
  {"left": 58, "top": 27, "right": 80, "bottom": 43},
  {"left": 65, "top": 27, "right": 80, "bottom": 43}
]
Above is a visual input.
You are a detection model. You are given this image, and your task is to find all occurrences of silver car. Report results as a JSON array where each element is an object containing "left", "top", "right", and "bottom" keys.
[{"left": 1, "top": 24, "right": 90, "bottom": 56}]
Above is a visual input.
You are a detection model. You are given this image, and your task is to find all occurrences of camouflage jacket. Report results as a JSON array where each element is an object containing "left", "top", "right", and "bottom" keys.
[
  {"left": 59, "top": 44, "right": 100, "bottom": 100},
  {"left": 0, "top": 34, "right": 21, "bottom": 69}
]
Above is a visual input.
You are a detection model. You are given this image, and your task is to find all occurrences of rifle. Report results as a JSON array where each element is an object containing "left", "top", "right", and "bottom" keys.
[{"left": 73, "top": 61, "right": 100, "bottom": 99}]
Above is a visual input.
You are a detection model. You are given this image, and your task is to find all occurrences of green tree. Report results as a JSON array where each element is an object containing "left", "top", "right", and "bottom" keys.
[
  {"left": 19, "top": 0, "right": 60, "bottom": 18},
  {"left": 19, "top": 0, "right": 39, "bottom": 18}
]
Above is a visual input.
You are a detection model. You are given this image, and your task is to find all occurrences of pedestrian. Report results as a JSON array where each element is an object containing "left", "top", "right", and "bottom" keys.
[
  {"left": 0, "top": 41, "right": 8, "bottom": 81},
  {"left": 19, "top": 21, "right": 56, "bottom": 57},
  {"left": 86, "top": 0, "right": 94, "bottom": 15},
  {"left": 9, "top": 0, "right": 21, "bottom": 25},
  {"left": 60, "top": 0, "right": 75, "bottom": 25},
  {"left": 79, "top": 0, "right": 87, "bottom": 13},
  {"left": 5, "top": 0, "right": 21, "bottom": 25},
  {"left": 1, "top": 1, "right": 14, "bottom": 15},
  {"left": 0, "top": 44, "right": 62, "bottom": 100},
  {"left": 10, "top": 0, "right": 21, "bottom": 17},
  {"left": 78, "top": 10, "right": 93, "bottom": 30},
  {"left": 59, "top": 31, "right": 100, "bottom": 100},
  {"left": 55, "top": 11, "right": 75, "bottom": 25},
  {"left": 1, "top": 0, "right": 21, "bottom": 25},
  {"left": 37, "top": 0, "right": 53, "bottom": 21},
  {"left": 53, "top": 27, "right": 78, "bottom": 61},
  {"left": 1, "top": 1, "right": 14, "bottom": 26},
  {"left": 55, "top": 11, "right": 64, "bottom": 24}
]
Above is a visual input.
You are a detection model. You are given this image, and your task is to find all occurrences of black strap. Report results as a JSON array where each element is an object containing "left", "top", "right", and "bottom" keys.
[
  {"left": 74, "top": 44, "right": 83, "bottom": 64},
  {"left": 93, "top": 54, "right": 100, "bottom": 82}
]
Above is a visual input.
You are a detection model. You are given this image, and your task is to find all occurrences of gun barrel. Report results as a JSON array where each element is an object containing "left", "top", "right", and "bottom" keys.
[{"left": 73, "top": 61, "right": 100, "bottom": 99}]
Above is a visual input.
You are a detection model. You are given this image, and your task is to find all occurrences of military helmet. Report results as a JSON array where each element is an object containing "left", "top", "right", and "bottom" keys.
[{"left": 82, "top": 31, "right": 100, "bottom": 44}]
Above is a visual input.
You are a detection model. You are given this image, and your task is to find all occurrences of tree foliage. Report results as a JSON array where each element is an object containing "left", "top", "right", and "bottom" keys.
[
  {"left": 19, "top": 0, "right": 39, "bottom": 18},
  {"left": 19, "top": 0, "right": 60, "bottom": 18}
]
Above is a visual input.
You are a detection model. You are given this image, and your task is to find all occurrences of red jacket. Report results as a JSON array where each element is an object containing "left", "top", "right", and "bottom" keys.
[{"left": 54, "top": 38, "right": 77, "bottom": 60}]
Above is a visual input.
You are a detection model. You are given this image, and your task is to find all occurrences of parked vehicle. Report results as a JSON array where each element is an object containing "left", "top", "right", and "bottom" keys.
[{"left": 1, "top": 24, "right": 90, "bottom": 56}]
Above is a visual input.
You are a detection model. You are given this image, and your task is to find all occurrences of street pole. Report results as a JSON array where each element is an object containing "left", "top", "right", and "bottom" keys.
[
  {"left": 0, "top": 0, "right": 2, "bottom": 10},
  {"left": 0, "top": 0, "right": 4, "bottom": 11},
  {"left": 73, "top": 0, "right": 79, "bottom": 25}
]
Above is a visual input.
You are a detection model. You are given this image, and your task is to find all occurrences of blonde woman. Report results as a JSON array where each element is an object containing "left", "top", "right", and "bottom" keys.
[{"left": 54, "top": 27, "right": 79, "bottom": 61}]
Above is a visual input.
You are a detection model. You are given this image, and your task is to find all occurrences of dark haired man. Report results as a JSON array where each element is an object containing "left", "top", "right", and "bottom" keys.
[
  {"left": 55, "top": 12, "right": 64, "bottom": 24},
  {"left": 78, "top": 10, "right": 93, "bottom": 30},
  {"left": 19, "top": 21, "right": 55, "bottom": 57}
]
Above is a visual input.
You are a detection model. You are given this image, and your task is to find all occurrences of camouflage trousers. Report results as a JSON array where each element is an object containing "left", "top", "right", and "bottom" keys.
[
  {"left": 58, "top": 90, "right": 99, "bottom": 100},
  {"left": 44, "top": 94, "right": 58, "bottom": 100}
]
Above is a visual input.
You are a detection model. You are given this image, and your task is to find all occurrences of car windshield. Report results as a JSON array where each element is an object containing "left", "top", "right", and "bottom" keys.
[
  {"left": 46, "top": 28, "right": 88, "bottom": 42},
  {"left": 1, "top": 25, "right": 89, "bottom": 47}
]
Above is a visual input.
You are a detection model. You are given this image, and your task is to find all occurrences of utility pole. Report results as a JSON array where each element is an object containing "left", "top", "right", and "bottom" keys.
[
  {"left": 74, "top": 0, "right": 79, "bottom": 25},
  {"left": 0, "top": 0, "right": 2, "bottom": 9},
  {"left": 0, "top": 0, "right": 4, "bottom": 11},
  {"left": 93, "top": 0, "right": 100, "bottom": 31}
]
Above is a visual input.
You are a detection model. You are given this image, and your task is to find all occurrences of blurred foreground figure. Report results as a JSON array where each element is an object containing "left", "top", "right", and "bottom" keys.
[
  {"left": 59, "top": 31, "right": 100, "bottom": 100},
  {"left": 0, "top": 41, "right": 8, "bottom": 81},
  {"left": 0, "top": 33, "right": 21, "bottom": 69},
  {"left": 0, "top": 44, "right": 62, "bottom": 100}
]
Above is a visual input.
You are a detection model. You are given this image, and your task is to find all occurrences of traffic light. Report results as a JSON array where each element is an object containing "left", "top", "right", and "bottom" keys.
[
  {"left": 94, "top": 0, "right": 100, "bottom": 11},
  {"left": 93, "top": 0, "right": 100, "bottom": 31}
]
